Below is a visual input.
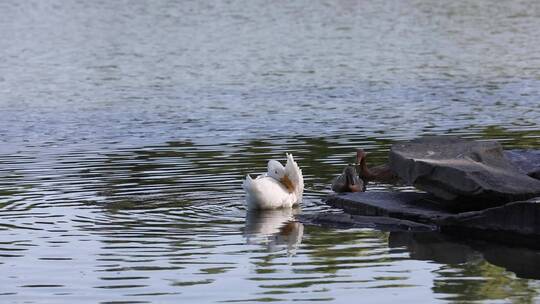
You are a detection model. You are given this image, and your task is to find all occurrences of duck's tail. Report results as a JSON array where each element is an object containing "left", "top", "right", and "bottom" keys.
[
  {"left": 242, "top": 174, "right": 254, "bottom": 192},
  {"left": 284, "top": 153, "right": 304, "bottom": 195}
]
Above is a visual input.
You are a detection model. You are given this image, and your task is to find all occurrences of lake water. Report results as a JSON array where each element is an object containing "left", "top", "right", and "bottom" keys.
[{"left": 1, "top": 0, "right": 540, "bottom": 303}]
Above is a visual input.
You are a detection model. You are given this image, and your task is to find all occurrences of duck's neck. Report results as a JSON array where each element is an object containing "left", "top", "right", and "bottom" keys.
[{"left": 358, "top": 157, "right": 374, "bottom": 180}]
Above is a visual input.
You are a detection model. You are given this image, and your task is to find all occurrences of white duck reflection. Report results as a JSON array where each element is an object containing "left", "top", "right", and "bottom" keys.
[{"left": 244, "top": 208, "right": 304, "bottom": 255}]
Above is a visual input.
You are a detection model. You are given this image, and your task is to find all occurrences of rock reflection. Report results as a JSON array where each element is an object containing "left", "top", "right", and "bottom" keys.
[
  {"left": 390, "top": 232, "right": 540, "bottom": 279},
  {"left": 389, "top": 232, "right": 480, "bottom": 264},
  {"left": 244, "top": 209, "right": 304, "bottom": 255},
  {"left": 389, "top": 232, "right": 540, "bottom": 301}
]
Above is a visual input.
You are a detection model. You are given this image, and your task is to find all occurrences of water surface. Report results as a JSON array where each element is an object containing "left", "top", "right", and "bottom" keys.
[{"left": 1, "top": 0, "right": 540, "bottom": 303}]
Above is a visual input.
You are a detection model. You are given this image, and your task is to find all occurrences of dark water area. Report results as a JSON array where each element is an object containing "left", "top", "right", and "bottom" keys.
[{"left": 1, "top": 0, "right": 540, "bottom": 303}]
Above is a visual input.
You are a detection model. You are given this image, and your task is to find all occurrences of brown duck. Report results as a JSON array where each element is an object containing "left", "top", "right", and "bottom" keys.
[{"left": 331, "top": 149, "right": 397, "bottom": 193}]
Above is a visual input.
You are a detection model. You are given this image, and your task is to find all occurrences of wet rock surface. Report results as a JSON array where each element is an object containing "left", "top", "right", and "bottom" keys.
[
  {"left": 389, "top": 137, "right": 540, "bottom": 209},
  {"left": 324, "top": 191, "right": 540, "bottom": 248},
  {"left": 324, "top": 191, "right": 455, "bottom": 224},
  {"left": 440, "top": 197, "right": 540, "bottom": 249}
]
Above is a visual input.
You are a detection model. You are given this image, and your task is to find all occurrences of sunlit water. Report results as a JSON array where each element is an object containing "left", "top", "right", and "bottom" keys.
[{"left": 1, "top": 0, "right": 540, "bottom": 303}]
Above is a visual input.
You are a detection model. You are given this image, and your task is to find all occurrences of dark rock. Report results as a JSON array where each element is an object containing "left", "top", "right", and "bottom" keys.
[
  {"left": 440, "top": 197, "right": 540, "bottom": 249},
  {"left": 389, "top": 137, "right": 540, "bottom": 209},
  {"left": 505, "top": 149, "right": 540, "bottom": 180},
  {"left": 324, "top": 191, "right": 540, "bottom": 249},
  {"left": 324, "top": 191, "right": 455, "bottom": 224},
  {"left": 299, "top": 212, "right": 436, "bottom": 232}
]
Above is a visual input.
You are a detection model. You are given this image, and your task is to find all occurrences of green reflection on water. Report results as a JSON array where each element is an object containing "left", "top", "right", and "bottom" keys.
[{"left": 434, "top": 261, "right": 539, "bottom": 303}]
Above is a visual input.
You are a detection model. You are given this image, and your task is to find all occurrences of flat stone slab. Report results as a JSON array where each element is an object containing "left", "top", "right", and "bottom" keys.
[
  {"left": 324, "top": 191, "right": 540, "bottom": 248},
  {"left": 440, "top": 197, "right": 540, "bottom": 249},
  {"left": 299, "top": 212, "right": 436, "bottom": 232},
  {"left": 389, "top": 137, "right": 540, "bottom": 209},
  {"left": 325, "top": 191, "right": 455, "bottom": 224}
]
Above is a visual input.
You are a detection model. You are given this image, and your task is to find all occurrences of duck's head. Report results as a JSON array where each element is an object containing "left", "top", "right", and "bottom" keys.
[
  {"left": 267, "top": 160, "right": 285, "bottom": 179},
  {"left": 267, "top": 159, "right": 296, "bottom": 193}
]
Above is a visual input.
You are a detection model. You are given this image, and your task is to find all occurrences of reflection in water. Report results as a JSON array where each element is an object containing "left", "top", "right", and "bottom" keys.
[
  {"left": 389, "top": 232, "right": 480, "bottom": 264},
  {"left": 244, "top": 209, "right": 304, "bottom": 255},
  {"left": 390, "top": 232, "right": 540, "bottom": 281},
  {"left": 390, "top": 232, "right": 540, "bottom": 301}
]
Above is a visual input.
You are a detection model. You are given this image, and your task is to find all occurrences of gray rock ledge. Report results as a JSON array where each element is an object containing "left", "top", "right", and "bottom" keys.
[
  {"left": 324, "top": 191, "right": 540, "bottom": 249},
  {"left": 389, "top": 137, "right": 540, "bottom": 209}
]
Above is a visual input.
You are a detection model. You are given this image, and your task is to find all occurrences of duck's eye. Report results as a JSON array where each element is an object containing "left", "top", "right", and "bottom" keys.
[{"left": 275, "top": 170, "right": 278, "bottom": 174}]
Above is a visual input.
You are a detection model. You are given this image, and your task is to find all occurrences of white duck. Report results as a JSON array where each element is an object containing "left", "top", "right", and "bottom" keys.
[{"left": 243, "top": 153, "right": 304, "bottom": 210}]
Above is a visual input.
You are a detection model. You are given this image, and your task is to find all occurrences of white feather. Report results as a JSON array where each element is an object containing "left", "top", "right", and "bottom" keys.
[
  {"left": 284, "top": 153, "right": 304, "bottom": 201},
  {"left": 243, "top": 154, "right": 304, "bottom": 210}
]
